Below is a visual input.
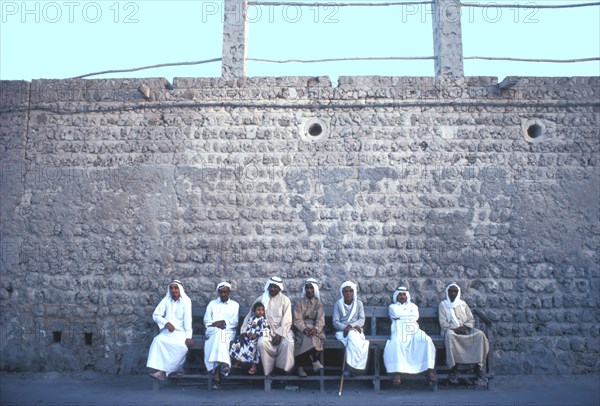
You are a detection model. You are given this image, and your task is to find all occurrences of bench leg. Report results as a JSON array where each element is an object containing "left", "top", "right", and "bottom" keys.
[
  {"left": 152, "top": 380, "right": 160, "bottom": 392},
  {"left": 319, "top": 351, "right": 325, "bottom": 392},
  {"left": 373, "top": 347, "right": 381, "bottom": 392},
  {"left": 264, "top": 376, "right": 272, "bottom": 391}
]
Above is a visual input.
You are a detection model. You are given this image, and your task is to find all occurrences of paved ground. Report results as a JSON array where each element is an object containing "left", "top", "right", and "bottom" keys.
[{"left": 1, "top": 371, "right": 599, "bottom": 406}]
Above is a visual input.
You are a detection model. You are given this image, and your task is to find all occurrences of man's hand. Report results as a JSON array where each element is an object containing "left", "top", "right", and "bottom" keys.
[
  {"left": 343, "top": 325, "right": 352, "bottom": 338},
  {"left": 303, "top": 327, "right": 316, "bottom": 336},
  {"left": 354, "top": 326, "right": 362, "bottom": 334},
  {"left": 271, "top": 334, "right": 282, "bottom": 345},
  {"left": 453, "top": 325, "right": 468, "bottom": 335},
  {"left": 212, "top": 320, "right": 227, "bottom": 329},
  {"left": 165, "top": 322, "right": 175, "bottom": 332},
  {"left": 185, "top": 338, "right": 194, "bottom": 348}
]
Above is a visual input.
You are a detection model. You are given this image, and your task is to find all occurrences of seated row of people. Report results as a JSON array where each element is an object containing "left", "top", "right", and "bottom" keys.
[{"left": 146, "top": 277, "right": 489, "bottom": 389}]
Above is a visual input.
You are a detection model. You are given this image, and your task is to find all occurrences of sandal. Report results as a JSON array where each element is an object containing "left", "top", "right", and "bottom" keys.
[
  {"left": 392, "top": 374, "right": 401, "bottom": 385},
  {"left": 248, "top": 365, "right": 257, "bottom": 375},
  {"left": 427, "top": 370, "right": 438, "bottom": 382},
  {"left": 149, "top": 371, "right": 166, "bottom": 381},
  {"left": 448, "top": 373, "right": 459, "bottom": 385},
  {"left": 211, "top": 380, "right": 222, "bottom": 390}
]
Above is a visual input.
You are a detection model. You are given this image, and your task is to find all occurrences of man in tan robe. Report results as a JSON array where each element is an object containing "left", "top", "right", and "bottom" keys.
[
  {"left": 439, "top": 282, "right": 489, "bottom": 385},
  {"left": 293, "top": 278, "right": 325, "bottom": 377},
  {"left": 244, "top": 276, "right": 294, "bottom": 376}
]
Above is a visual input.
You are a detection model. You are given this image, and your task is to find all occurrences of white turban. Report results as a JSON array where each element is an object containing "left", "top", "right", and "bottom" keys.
[
  {"left": 442, "top": 282, "right": 465, "bottom": 326},
  {"left": 444, "top": 283, "right": 463, "bottom": 307},
  {"left": 392, "top": 286, "right": 411, "bottom": 304},
  {"left": 337, "top": 281, "right": 358, "bottom": 321},
  {"left": 216, "top": 281, "right": 232, "bottom": 292},
  {"left": 261, "top": 276, "right": 284, "bottom": 309},
  {"left": 302, "top": 278, "right": 321, "bottom": 301},
  {"left": 165, "top": 280, "right": 190, "bottom": 302}
]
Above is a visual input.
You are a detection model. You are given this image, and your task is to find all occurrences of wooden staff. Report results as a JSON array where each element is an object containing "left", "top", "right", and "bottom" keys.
[{"left": 338, "top": 347, "right": 347, "bottom": 396}]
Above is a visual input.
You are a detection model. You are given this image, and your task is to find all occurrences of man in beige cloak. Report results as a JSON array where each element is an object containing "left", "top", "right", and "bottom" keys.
[
  {"left": 244, "top": 276, "right": 294, "bottom": 376},
  {"left": 439, "top": 282, "right": 489, "bottom": 384}
]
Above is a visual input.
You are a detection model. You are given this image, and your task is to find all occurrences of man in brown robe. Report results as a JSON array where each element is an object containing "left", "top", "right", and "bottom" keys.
[
  {"left": 439, "top": 282, "right": 490, "bottom": 385},
  {"left": 293, "top": 278, "right": 325, "bottom": 377}
]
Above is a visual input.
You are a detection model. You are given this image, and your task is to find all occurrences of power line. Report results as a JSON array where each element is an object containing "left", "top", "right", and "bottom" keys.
[
  {"left": 461, "top": 2, "right": 600, "bottom": 9},
  {"left": 71, "top": 58, "right": 222, "bottom": 79},
  {"left": 249, "top": 1, "right": 432, "bottom": 6},
  {"left": 465, "top": 57, "right": 600, "bottom": 63},
  {"left": 249, "top": 1, "right": 599, "bottom": 8},
  {"left": 248, "top": 56, "right": 435, "bottom": 63},
  {"left": 71, "top": 55, "right": 598, "bottom": 79}
]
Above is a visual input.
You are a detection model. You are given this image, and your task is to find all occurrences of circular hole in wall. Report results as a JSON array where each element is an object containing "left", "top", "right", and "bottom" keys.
[
  {"left": 302, "top": 118, "right": 329, "bottom": 141},
  {"left": 527, "top": 123, "right": 544, "bottom": 139},
  {"left": 308, "top": 123, "right": 323, "bottom": 137}
]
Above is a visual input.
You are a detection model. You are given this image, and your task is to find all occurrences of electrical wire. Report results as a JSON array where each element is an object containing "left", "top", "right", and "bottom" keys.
[
  {"left": 247, "top": 56, "right": 435, "bottom": 63},
  {"left": 464, "top": 57, "right": 600, "bottom": 63},
  {"left": 249, "top": 1, "right": 432, "bottom": 6},
  {"left": 461, "top": 2, "right": 600, "bottom": 9},
  {"left": 71, "top": 58, "right": 222, "bottom": 79},
  {"left": 249, "top": 1, "right": 599, "bottom": 8}
]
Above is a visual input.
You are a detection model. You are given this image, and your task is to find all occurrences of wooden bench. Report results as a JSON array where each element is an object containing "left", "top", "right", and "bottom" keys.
[{"left": 161, "top": 304, "right": 494, "bottom": 392}]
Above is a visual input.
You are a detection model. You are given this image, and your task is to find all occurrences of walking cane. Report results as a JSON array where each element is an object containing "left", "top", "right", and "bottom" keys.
[{"left": 338, "top": 347, "right": 347, "bottom": 396}]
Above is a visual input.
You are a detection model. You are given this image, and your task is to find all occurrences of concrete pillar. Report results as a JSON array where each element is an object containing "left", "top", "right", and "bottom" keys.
[
  {"left": 432, "top": 0, "right": 464, "bottom": 77},
  {"left": 222, "top": 0, "right": 248, "bottom": 79}
]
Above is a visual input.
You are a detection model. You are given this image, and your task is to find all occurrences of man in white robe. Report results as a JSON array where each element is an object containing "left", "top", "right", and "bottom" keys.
[
  {"left": 147, "top": 280, "right": 194, "bottom": 381},
  {"left": 439, "top": 282, "right": 489, "bottom": 385},
  {"left": 333, "top": 281, "right": 370, "bottom": 376},
  {"left": 204, "top": 281, "right": 239, "bottom": 389},
  {"left": 383, "top": 287, "right": 437, "bottom": 384},
  {"left": 244, "top": 276, "right": 294, "bottom": 376}
]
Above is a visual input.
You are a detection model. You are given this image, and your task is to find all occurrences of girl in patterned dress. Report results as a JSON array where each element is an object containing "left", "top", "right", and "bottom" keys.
[{"left": 230, "top": 302, "right": 270, "bottom": 374}]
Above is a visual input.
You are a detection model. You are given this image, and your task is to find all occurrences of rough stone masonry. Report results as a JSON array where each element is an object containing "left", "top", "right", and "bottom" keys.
[{"left": 0, "top": 75, "right": 598, "bottom": 375}]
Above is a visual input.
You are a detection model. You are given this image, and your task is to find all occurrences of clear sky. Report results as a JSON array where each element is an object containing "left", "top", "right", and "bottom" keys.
[{"left": 1, "top": 0, "right": 599, "bottom": 83}]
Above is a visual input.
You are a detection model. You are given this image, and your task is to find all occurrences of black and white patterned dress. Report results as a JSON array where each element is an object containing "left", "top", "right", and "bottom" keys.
[{"left": 229, "top": 316, "right": 270, "bottom": 364}]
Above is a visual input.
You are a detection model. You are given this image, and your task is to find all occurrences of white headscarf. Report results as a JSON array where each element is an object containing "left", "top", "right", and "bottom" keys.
[
  {"left": 392, "top": 286, "right": 411, "bottom": 305},
  {"left": 337, "top": 281, "right": 358, "bottom": 321},
  {"left": 442, "top": 282, "right": 465, "bottom": 326},
  {"left": 216, "top": 281, "right": 232, "bottom": 303},
  {"left": 165, "top": 280, "right": 190, "bottom": 321},
  {"left": 216, "top": 281, "right": 232, "bottom": 292},
  {"left": 261, "top": 276, "right": 284, "bottom": 309},
  {"left": 302, "top": 278, "right": 321, "bottom": 301},
  {"left": 165, "top": 280, "right": 190, "bottom": 302}
]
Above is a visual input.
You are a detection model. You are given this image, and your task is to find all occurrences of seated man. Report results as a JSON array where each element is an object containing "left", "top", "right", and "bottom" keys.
[
  {"left": 244, "top": 276, "right": 294, "bottom": 376},
  {"left": 293, "top": 278, "right": 325, "bottom": 377},
  {"left": 333, "top": 281, "right": 369, "bottom": 376},
  {"left": 383, "top": 287, "right": 437, "bottom": 384},
  {"left": 147, "top": 280, "right": 194, "bottom": 381},
  {"left": 439, "top": 282, "right": 490, "bottom": 385},
  {"left": 203, "top": 281, "right": 239, "bottom": 389}
]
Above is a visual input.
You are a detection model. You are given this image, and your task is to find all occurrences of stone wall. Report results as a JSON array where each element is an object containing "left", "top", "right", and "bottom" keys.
[{"left": 1, "top": 76, "right": 598, "bottom": 375}]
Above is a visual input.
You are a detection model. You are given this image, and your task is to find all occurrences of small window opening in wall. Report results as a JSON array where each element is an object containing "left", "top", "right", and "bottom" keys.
[
  {"left": 53, "top": 331, "right": 62, "bottom": 343},
  {"left": 308, "top": 123, "right": 323, "bottom": 137},
  {"left": 84, "top": 333, "right": 93, "bottom": 346},
  {"left": 527, "top": 123, "right": 544, "bottom": 139},
  {"left": 302, "top": 118, "right": 329, "bottom": 141}
]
